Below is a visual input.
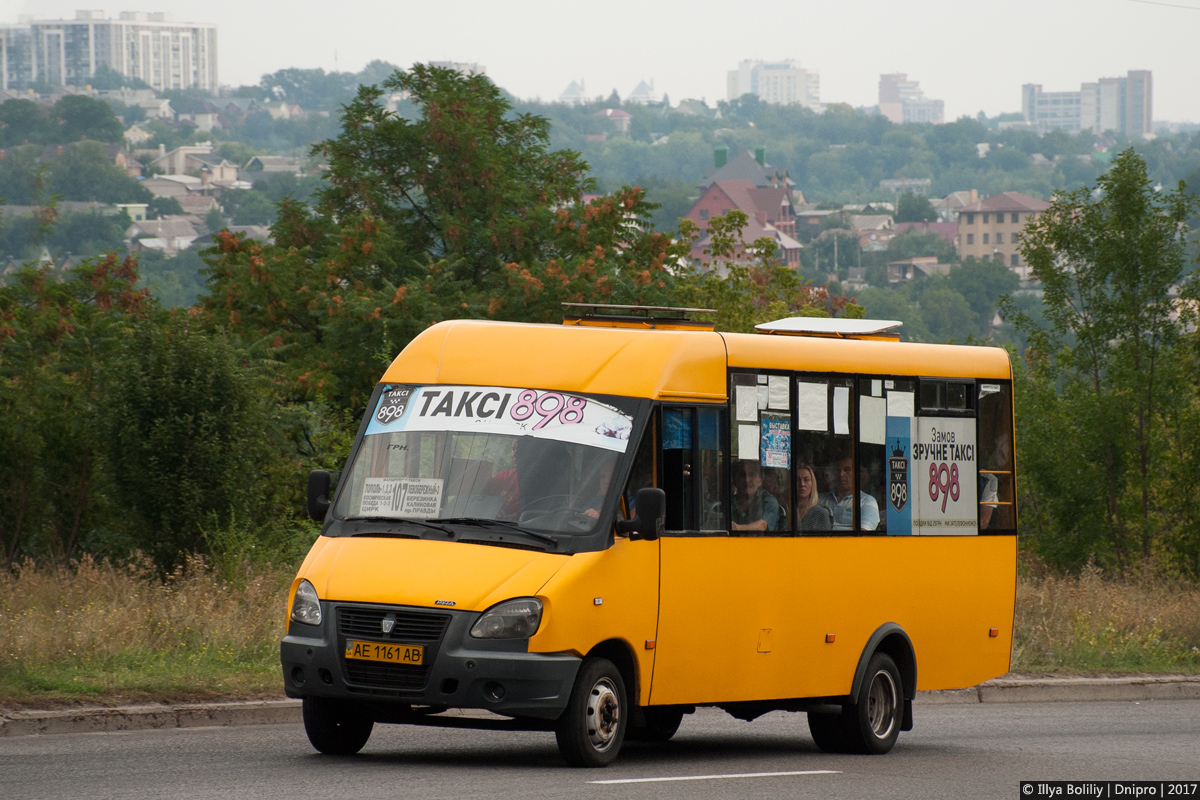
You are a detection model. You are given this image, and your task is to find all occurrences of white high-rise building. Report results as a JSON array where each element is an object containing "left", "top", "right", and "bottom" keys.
[
  {"left": 727, "top": 60, "right": 819, "bottom": 109},
  {"left": 0, "top": 10, "right": 217, "bottom": 93},
  {"left": 1021, "top": 71, "right": 1152, "bottom": 138}
]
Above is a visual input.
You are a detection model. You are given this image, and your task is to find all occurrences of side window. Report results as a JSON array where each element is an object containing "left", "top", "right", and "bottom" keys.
[
  {"left": 661, "top": 408, "right": 695, "bottom": 532},
  {"left": 730, "top": 372, "right": 791, "bottom": 534},
  {"left": 978, "top": 382, "right": 1015, "bottom": 532},
  {"left": 697, "top": 407, "right": 726, "bottom": 532},
  {"left": 795, "top": 375, "right": 853, "bottom": 532},
  {"left": 858, "top": 378, "right": 917, "bottom": 533},
  {"left": 623, "top": 417, "right": 655, "bottom": 520}
]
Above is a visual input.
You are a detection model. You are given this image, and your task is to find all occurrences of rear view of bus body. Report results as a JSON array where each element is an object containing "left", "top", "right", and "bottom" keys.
[{"left": 281, "top": 311, "right": 1018, "bottom": 766}]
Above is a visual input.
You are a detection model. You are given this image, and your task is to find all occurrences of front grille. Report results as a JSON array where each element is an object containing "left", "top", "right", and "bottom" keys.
[
  {"left": 337, "top": 606, "right": 452, "bottom": 693},
  {"left": 337, "top": 607, "right": 451, "bottom": 642},
  {"left": 343, "top": 660, "right": 430, "bottom": 691}
]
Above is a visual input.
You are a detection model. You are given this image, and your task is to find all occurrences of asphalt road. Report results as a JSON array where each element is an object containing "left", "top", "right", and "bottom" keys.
[{"left": 2, "top": 700, "right": 1197, "bottom": 800}]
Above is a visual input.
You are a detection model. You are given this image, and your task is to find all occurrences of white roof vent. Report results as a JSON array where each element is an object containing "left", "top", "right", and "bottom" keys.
[{"left": 754, "top": 317, "right": 903, "bottom": 338}]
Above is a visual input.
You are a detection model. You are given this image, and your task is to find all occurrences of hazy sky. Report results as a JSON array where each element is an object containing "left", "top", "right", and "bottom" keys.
[{"left": 13, "top": 0, "right": 1200, "bottom": 122}]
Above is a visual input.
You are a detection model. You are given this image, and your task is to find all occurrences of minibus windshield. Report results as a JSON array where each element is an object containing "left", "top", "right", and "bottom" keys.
[{"left": 333, "top": 385, "right": 638, "bottom": 537}]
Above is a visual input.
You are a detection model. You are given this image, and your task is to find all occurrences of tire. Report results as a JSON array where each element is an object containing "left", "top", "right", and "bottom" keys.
[
  {"left": 302, "top": 696, "right": 374, "bottom": 755},
  {"left": 807, "top": 709, "right": 849, "bottom": 753},
  {"left": 844, "top": 652, "right": 902, "bottom": 755},
  {"left": 554, "top": 657, "right": 627, "bottom": 767},
  {"left": 628, "top": 706, "right": 684, "bottom": 743}
]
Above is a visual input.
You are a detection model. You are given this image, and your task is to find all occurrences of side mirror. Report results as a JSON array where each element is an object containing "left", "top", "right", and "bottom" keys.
[
  {"left": 307, "top": 470, "right": 331, "bottom": 522},
  {"left": 616, "top": 487, "right": 665, "bottom": 541}
]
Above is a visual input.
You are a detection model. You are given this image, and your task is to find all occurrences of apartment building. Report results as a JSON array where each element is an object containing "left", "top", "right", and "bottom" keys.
[
  {"left": 878, "top": 73, "right": 944, "bottom": 125},
  {"left": 0, "top": 10, "right": 217, "bottom": 93},
  {"left": 727, "top": 60, "right": 820, "bottom": 108},
  {"left": 1021, "top": 70, "right": 1152, "bottom": 138},
  {"left": 956, "top": 192, "right": 1049, "bottom": 281}
]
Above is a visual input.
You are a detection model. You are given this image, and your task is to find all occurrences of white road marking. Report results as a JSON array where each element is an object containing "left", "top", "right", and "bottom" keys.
[{"left": 589, "top": 769, "right": 841, "bottom": 785}]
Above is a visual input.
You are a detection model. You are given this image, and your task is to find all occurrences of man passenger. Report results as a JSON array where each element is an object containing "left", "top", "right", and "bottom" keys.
[
  {"left": 731, "top": 460, "right": 783, "bottom": 532},
  {"left": 819, "top": 456, "right": 880, "bottom": 531}
]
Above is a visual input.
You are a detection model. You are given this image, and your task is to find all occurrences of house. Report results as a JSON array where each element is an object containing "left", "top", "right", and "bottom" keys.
[
  {"left": 124, "top": 124, "right": 153, "bottom": 146},
  {"left": 682, "top": 179, "right": 802, "bottom": 269},
  {"left": 931, "top": 190, "right": 979, "bottom": 223},
  {"left": 674, "top": 98, "right": 714, "bottom": 118},
  {"left": 594, "top": 108, "right": 632, "bottom": 136},
  {"left": 888, "top": 256, "right": 952, "bottom": 283},
  {"left": 956, "top": 192, "right": 1050, "bottom": 280},
  {"left": 177, "top": 195, "right": 220, "bottom": 216},
  {"left": 626, "top": 80, "right": 660, "bottom": 105},
  {"left": 558, "top": 81, "right": 588, "bottom": 105},
  {"left": 176, "top": 99, "right": 223, "bottom": 132},
  {"left": 146, "top": 144, "right": 240, "bottom": 185},
  {"left": 243, "top": 155, "right": 303, "bottom": 174},
  {"left": 140, "top": 174, "right": 205, "bottom": 199},
  {"left": 892, "top": 221, "right": 959, "bottom": 247},
  {"left": 135, "top": 98, "right": 174, "bottom": 121},
  {"left": 698, "top": 149, "right": 799, "bottom": 200},
  {"left": 126, "top": 218, "right": 200, "bottom": 255}
]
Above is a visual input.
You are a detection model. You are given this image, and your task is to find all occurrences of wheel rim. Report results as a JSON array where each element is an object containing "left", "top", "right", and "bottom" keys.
[
  {"left": 866, "top": 669, "right": 898, "bottom": 739},
  {"left": 585, "top": 677, "right": 621, "bottom": 751}
]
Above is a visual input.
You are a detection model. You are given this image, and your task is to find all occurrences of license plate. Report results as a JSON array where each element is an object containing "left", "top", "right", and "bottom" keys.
[{"left": 343, "top": 639, "right": 424, "bottom": 665}]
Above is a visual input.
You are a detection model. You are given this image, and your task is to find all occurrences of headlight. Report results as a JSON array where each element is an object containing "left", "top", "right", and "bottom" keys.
[
  {"left": 470, "top": 598, "right": 542, "bottom": 639},
  {"left": 290, "top": 579, "right": 322, "bottom": 626}
]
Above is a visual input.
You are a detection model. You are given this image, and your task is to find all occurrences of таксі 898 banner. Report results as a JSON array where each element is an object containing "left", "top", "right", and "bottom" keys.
[{"left": 886, "top": 416, "right": 978, "bottom": 535}]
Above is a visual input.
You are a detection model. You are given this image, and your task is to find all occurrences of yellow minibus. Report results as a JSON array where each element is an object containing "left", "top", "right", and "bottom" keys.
[{"left": 282, "top": 306, "right": 1017, "bottom": 766}]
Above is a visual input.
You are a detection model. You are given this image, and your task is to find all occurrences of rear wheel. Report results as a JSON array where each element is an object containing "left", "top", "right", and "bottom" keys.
[
  {"left": 845, "top": 652, "right": 902, "bottom": 754},
  {"left": 302, "top": 697, "right": 374, "bottom": 755},
  {"left": 555, "top": 657, "right": 626, "bottom": 767},
  {"left": 629, "top": 706, "right": 684, "bottom": 743}
]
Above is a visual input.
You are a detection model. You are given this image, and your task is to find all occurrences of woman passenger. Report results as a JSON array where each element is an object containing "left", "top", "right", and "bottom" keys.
[{"left": 795, "top": 463, "right": 832, "bottom": 532}]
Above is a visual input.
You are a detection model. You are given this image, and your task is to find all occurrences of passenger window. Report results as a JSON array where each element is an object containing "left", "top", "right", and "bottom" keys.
[
  {"left": 795, "top": 375, "right": 853, "bottom": 532},
  {"left": 858, "top": 378, "right": 916, "bottom": 533},
  {"left": 697, "top": 407, "right": 726, "bottom": 532},
  {"left": 730, "top": 372, "right": 791, "bottom": 534},
  {"left": 978, "top": 382, "right": 1015, "bottom": 532}
]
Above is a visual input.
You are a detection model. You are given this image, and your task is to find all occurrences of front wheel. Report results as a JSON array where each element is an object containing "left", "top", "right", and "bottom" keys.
[
  {"left": 302, "top": 696, "right": 374, "bottom": 755},
  {"left": 555, "top": 657, "right": 627, "bottom": 767}
]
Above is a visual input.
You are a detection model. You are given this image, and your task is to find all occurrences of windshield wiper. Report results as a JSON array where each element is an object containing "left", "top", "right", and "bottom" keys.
[
  {"left": 429, "top": 518, "right": 559, "bottom": 547},
  {"left": 345, "top": 517, "right": 455, "bottom": 536}
]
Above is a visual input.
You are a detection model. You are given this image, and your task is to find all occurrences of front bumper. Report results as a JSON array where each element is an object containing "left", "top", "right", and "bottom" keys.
[{"left": 280, "top": 601, "right": 580, "bottom": 721}]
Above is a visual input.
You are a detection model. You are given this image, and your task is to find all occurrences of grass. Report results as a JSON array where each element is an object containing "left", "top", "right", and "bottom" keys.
[{"left": 3, "top": 554, "right": 1198, "bottom": 711}]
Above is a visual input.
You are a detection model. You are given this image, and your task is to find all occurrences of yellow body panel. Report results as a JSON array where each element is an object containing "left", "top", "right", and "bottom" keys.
[
  {"left": 650, "top": 535, "right": 1016, "bottom": 705},
  {"left": 298, "top": 537, "right": 568, "bottom": 611},
  {"left": 527, "top": 537, "right": 661, "bottom": 705}
]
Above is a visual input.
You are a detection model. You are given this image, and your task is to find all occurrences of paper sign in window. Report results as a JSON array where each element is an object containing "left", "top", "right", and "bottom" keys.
[
  {"left": 738, "top": 424, "right": 760, "bottom": 460},
  {"left": 833, "top": 386, "right": 850, "bottom": 435},
  {"left": 768, "top": 375, "right": 789, "bottom": 409},
  {"left": 797, "top": 382, "right": 827, "bottom": 431},
  {"left": 887, "top": 390, "right": 915, "bottom": 419},
  {"left": 359, "top": 478, "right": 444, "bottom": 518},
  {"left": 757, "top": 384, "right": 769, "bottom": 410},
  {"left": 859, "top": 395, "right": 886, "bottom": 445},
  {"left": 735, "top": 386, "right": 758, "bottom": 422}
]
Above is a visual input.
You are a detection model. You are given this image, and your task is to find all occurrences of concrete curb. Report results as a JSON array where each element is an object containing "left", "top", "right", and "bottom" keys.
[
  {"left": 3, "top": 677, "right": 1199, "bottom": 738},
  {"left": 916, "top": 675, "right": 1200, "bottom": 705},
  {"left": 0, "top": 700, "right": 301, "bottom": 738}
]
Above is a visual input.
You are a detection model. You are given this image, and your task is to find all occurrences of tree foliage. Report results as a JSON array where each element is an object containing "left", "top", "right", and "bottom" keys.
[{"left": 1007, "top": 149, "right": 1200, "bottom": 574}]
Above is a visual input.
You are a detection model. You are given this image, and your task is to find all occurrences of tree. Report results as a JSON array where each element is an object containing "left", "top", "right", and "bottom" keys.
[
  {"left": 103, "top": 314, "right": 275, "bottom": 569},
  {"left": 0, "top": 100, "right": 52, "bottom": 147},
  {"left": 47, "top": 142, "right": 151, "bottom": 203},
  {"left": 314, "top": 64, "right": 595, "bottom": 285},
  {"left": 53, "top": 95, "right": 124, "bottom": 143},
  {"left": 148, "top": 196, "right": 184, "bottom": 219},
  {"left": 895, "top": 192, "right": 938, "bottom": 222},
  {"left": 1007, "top": 149, "right": 1200, "bottom": 573}
]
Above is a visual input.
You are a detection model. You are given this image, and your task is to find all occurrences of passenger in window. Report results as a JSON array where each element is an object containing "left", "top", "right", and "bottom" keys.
[
  {"left": 979, "top": 473, "right": 999, "bottom": 529},
  {"left": 795, "top": 464, "right": 832, "bottom": 532},
  {"left": 730, "top": 460, "right": 783, "bottom": 532},
  {"left": 819, "top": 456, "right": 880, "bottom": 531}
]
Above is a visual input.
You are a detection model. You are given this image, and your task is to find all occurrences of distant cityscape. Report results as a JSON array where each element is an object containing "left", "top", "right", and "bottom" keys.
[{"left": 0, "top": 11, "right": 1163, "bottom": 138}]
